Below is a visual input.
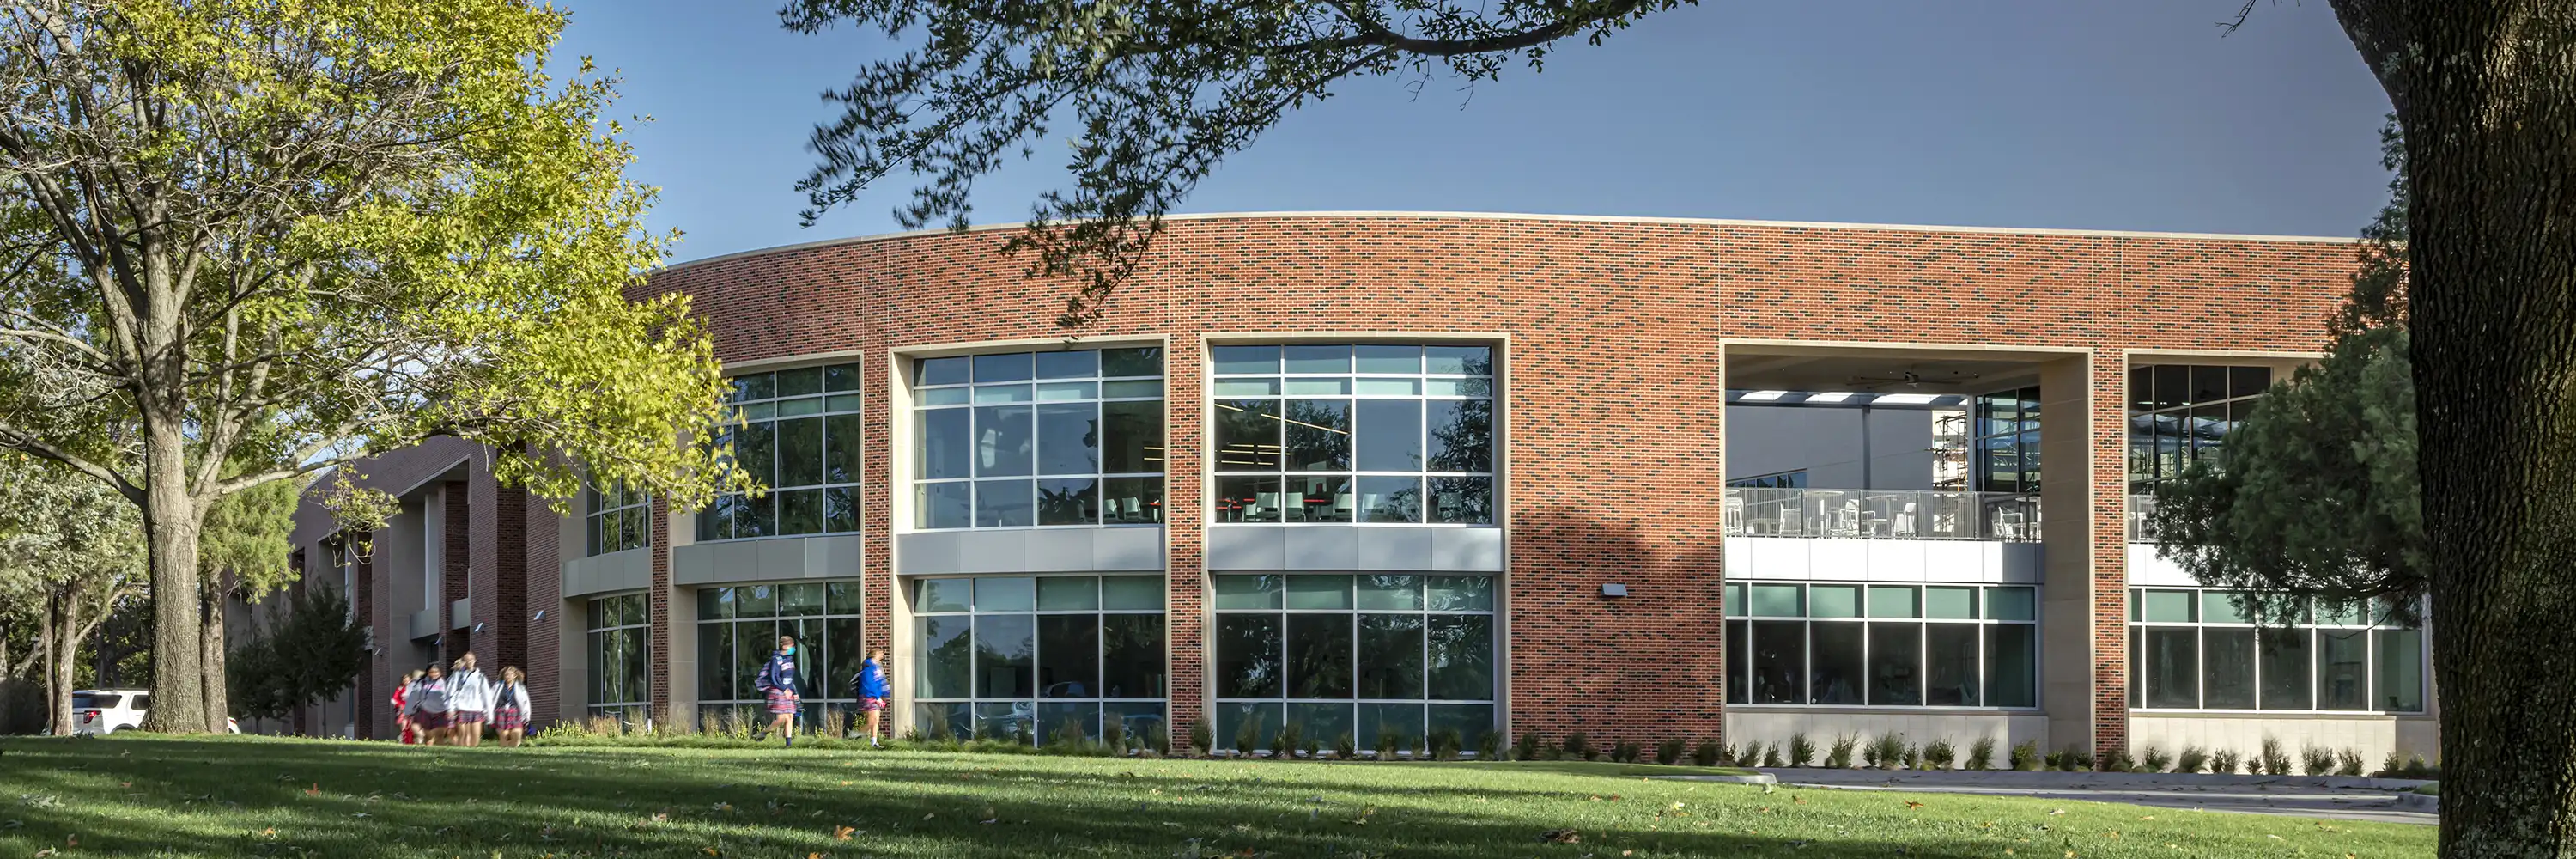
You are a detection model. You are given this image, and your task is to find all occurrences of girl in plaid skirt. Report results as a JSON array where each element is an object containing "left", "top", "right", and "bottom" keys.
[
  {"left": 754, "top": 634, "right": 802, "bottom": 747},
  {"left": 493, "top": 667, "right": 532, "bottom": 747},
  {"left": 404, "top": 664, "right": 455, "bottom": 745}
]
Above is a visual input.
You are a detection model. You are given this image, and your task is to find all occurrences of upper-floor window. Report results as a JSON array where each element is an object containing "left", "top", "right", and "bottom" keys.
[
  {"left": 1211, "top": 344, "right": 1495, "bottom": 525},
  {"left": 1728, "top": 470, "right": 1807, "bottom": 490},
  {"left": 586, "top": 481, "right": 650, "bottom": 556},
  {"left": 912, "top": 349, "right": 1165, "bottom": 530},
  {"left": 698, "top": 363, "right": 863, "bottom": 541},
  {"left": 1973, "top": 387, "right": 2041, "bottom": 495},
  {"left": 2128, "top": 365, "right": 2269, "bottom": 491}
]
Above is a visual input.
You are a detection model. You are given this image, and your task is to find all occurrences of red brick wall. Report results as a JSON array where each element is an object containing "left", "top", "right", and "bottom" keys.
[
  {"left": 526, "top": 477, "right": 563, "bottom": 727},
  {"left": 469, "top": 466, "right": 531, "bottom": 673},
  {"left": 440, "top": 484, "right": 471, "bottom": 663},
  {"left": 638, "top": 215, "right": 2351, "bottom": 753}
]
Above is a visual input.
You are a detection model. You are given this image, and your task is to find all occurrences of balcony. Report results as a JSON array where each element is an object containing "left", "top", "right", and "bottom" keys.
[{"left": 1723, "top": 488, "right": 2041, "bottom": 541}]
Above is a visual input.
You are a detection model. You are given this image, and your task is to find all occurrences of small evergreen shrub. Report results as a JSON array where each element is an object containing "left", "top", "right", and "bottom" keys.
[
  {"left": 2176, "top": 745, "right": 2210, "bottom": 774},
  {"left": 2375, "top": 751, "right": 2404, "bottom": 778},
  {"left": 2212, "top": 750, "right": 2244, "bottom": 775},
  {"left": 2400, "top": 754, "right": 2438, "bottom": 779},
  {"left": 2057, "top": 743, "right": 2093, "bottom": 771},
  {"left": 1275, "top": 722, "right": 1306, "bottom": 759},
  {"left": 1233, "top": 713, "right": 1264, "bottom": 758},
  {"left": 1562, "top": 732, "right": 1594, "bottom": 762},
  {"left": 1188, "top": 720, "right": 1213, "bottom": 758},
  {"left": 1862, "top": 738, "right": 1884, "bottom": 769},
  {"left": 1612, "top": 740, "right": 1641, "bottom": 764},
  {"left": 1474, "top": 729, "right": 1502, "bottom": 760},
  {"left": 1334, "top": 730, "right": 1359, "bottom": 761},
  {"left": 1902, "top": 742, "right": 1923, "bottom": 771},
  {"left": 1869, "top": 734, "right": 1907, "bottom": 770},
  {"left": 1102, "top": 720, "right": 1127, "bottom": 753},
  {"left": 1923, "top": 738, "right": 1957, "bottom": 771},
  {"left": 2302, "top": 744, "right": 2336, "bottom": 776},
  {"left": 2259, "top": 737, "right": 2292, "bottom": 776},
  {"left": 1743, "top": 741, "right": 1771, "bottom": 768},
  {"left": 2010, "top": 740, "right": 2041, "bottom": 771},
  {"left": 1787, "top": 733, "right": 1817, "bottom": 767},
  {"left": 2336, "top": 748, "right": 2365, "bottom": 777},
  {"left": 1656, "top": 738, "right": 1686, "bottom": 765},
  {"left": 1761, "top": 743, "right": 1786, "bottom": 768},
  {"left": 1826, "top": 734, "right": 1860, "bottom": 769},
  {"left": 2101, "top": 746, "right": 2136, "bottom": 773},
  {"left": 2142, "top": 745, "right": 2172, "bottom": 773},
  {"left": 1965, "top": 736, "right": 1996, "bottom": 771},
  {"left": 1431, "top": 727, "right": 1465, "bottom": 761},
  {"left": 1378, "top": 726, "right": 1409, "bottom": 761},
  {"left": 1692, "top": 740, "right": 1722, "bottom": 767},
  {"left": 1516, "top": 732, "right": 1546, "bottom": 762}
]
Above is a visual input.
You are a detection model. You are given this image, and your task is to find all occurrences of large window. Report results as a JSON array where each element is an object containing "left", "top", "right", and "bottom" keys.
[
  {"left": 1210, "top": 344, "right": 1495, "bottom": 525},
  {"left": 914, "top": 575, "right": 1167, "bottom": 743},
  {"left": 586, "top": 592, "right": 650, "bottom": 724},
  {"left": 1723, "top": 582, "right": 2038, "bottom": 709},
  {"left": 1728, "top": 471, "right": 1807, "bottom": 490},
  {"left": 696, "top": 582, "right": 865, "bottom": 726},
  {"left": 2128, "top": 365, "right": 2269, "bottom": 491},
  {"left": 912, "top": 349, "right": 1165, "bottom": 529},
  {"left": 699, "top": 363, "right": 863, "bottom": 540},
  {"left": 2127, "top": 588, "right": 2425, "bottom": 713},
  {"left": 1212, "top": 574, "right": 1496, "bottom": 753},
  {"left": 586, "top": 482, "right": 650, "bottom": 556}
]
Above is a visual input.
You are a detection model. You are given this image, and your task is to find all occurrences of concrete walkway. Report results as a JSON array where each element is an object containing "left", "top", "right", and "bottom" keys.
[{"left": 1741, "top": 769, "right": 2438, "bottom": 825}]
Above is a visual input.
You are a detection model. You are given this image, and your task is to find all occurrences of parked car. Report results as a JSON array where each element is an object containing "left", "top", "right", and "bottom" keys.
[{"left": 70, "top": 689, "right": 239, "bottom": 735}]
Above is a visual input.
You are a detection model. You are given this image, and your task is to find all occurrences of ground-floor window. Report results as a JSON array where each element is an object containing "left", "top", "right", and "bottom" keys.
[
  {"left": 1212, "top": 573, "right": 1496, "bottom": 752},
  {"left": 914, "top": 575, "right": 1168, "bottom": 744},
  {"left": 1723, "top": 582, "right": 2038, "bottom": 709},
  {"left": 587, "top": 592, "right": 651, "bottom": 724},
  {"left": 2128, "top": 588, "right": 2425, "bottom": 713},
  {"left": 696, "top": 581, "right": 864, "bottom": 728}
]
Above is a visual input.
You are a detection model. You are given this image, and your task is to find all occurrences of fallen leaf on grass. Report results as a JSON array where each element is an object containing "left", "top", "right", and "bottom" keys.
[
  {"left": 2047, "top": 809, "right": 2065, "bottom": 816},
  {"left": 1905, "top": 801, "right": 1923, "bottom": 809},
  {"left": 1537, "top": 828, "right": 1580, "bottom": 844},
  {"left": 833, "top": 825, "right": 854, "bottom": 840}
]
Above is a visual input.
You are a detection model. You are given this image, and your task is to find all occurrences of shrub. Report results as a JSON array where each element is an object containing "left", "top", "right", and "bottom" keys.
[
  {"left": 2212, "top": 750, "right": 2244, "bottom": 775},
  {"left": 2009, "top": 740, "right": 2040, "bottom": 771},
  {"left": 927, "top": 713, "right": 957, "bottom": 743},
  {"left": 1233, "top": 713, "right": 1264, "bottom": 758},
  {"left": 1378, "top": 726, "right": 1409, "bottom": 761},
  {"left": 1612, "top": 740, "right": 1641, "bottom": 764},
  {"left": 1431, "top": 727, "right": 1466, "bottom": 761},
  {"left": 1719, "top": 742, "right": 1743, "bottom": 766},
  {"left": 1761, "top": 743, "right": 1786, "bottom": 768},
  {"left": 1862, "top": 737, "right": 1884, "bottom": 769},
  {"left": 1563, "top": 732, "right": 1594, "bottom": 762},
  {"left": 1334, "top": 730, "right": 1359, "bottom": 761},
  {"left": 1693, "top": 740, "right": 1723, "bottom": 767},
  {"left": 2057, "top": 744, "right": 2093, "bottom": 771},
  {"left": 2101, "top": 746, "right": 2136, "bottom": 773},
  {"left": 1516, "top": 732, "right": 1546, "bottom": 762},
  {"left": 1786, "top": 733, "right": 1816, "bottom": 767},
  {"left": 2400, "top": 755, "right": 2438, "bottom": 779},
  {"left": 1903, "top": 742, "right": 1923, "bottom": 771},
  {"left": 2176, "top": 745, "right": 2209, "bottom": 775},
  {"left": 1275, "top": 722, "right": 1306, "bottom": 760},
  {"left": 1102, "top": 720, "right": 1127, "bottom": 753},
  {"left": 2142, "top": 745, "right": 2172, "bottom": 773},
  {"left": 1303, "top": 732, "right": 1323, "bottom": 760},
  {"left": 1923, "top": 738, "right": 1958, "bottom": 771},
  {"left": 2336, "top": 748, "right": 2365, "bottom": 777},
  {"left": 2302, "top": 744, "right": 2336, "bottom": 776},
  {"left": 1869, "top": 734, "right": 1907, "bottom": 770},
  {"left": 2259, "top": 737, "right": 2292, "bottom": 776},
  {"left": 1475, "top": 729, "right": 1502, "bottom": 760},
  {"left": 1047, "top": 719, "right": 1087, "bottom": 752},
  {"left": 2375, "top": 751, "right": 2404, "bottom": 778},
  {"left": 1188, "top": 720, "right": 1213, "bottom": 758},
  {"left": 1742, "top": 741, "right": 1770, "bottom": 768},
  {"left": 1965, "top": 736, "right": 1996, "bottom": 771},
  {"left": 1656, "top": 738, "right": 1686, "bottom": 765},
  {"left": 1826, "top": 734, "right": 1860, "bottom": 769}
]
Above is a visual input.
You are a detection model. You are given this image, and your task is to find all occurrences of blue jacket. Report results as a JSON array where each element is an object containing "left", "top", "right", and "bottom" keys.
[
  {"left": 757, "top": 651, "right": 801, "bottom": 695},
  {"left": 854, "top": 658, "right": 890, "bottom": 698}
]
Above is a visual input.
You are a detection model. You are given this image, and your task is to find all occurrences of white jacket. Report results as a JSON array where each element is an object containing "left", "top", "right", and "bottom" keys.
[
  {"left": 494, "top": 680, "right": 532, "bottom": 716},
  {"left": 447, "top": 667, "right": 497, "bottom": 718}
]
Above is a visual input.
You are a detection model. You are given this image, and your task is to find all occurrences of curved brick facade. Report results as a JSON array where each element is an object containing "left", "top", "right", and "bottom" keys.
[{"left": 285, "top": 212, "right": 2376, "bottom": 759}]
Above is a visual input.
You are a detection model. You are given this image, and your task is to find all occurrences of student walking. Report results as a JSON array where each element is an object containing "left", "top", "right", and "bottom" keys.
[
  {"left": 850, "top": 649, "right": 890, "bottom": 748},
  {"left": 392, "top": 670, "right": 422, "bottom": 745},
  {"left": 492, "top": 667, "right": 532, "bottom": 747},
  {"left": 753, "top": 634, "right": 802, "bottom": 746},
  {"left": 404, "top": 664, "right": 455, "bottom": 746},
  {"left": 448, "top": 652, "right": 496, "bottom": 748}
]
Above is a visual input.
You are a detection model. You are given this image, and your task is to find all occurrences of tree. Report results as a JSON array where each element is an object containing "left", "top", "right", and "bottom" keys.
[
  {"left": 793, "top": 0, "right": 2576, "bottom": 850},
  {"left": 227, "top": 585, "right": 368, "bottom": 727},
  {"left": 197, "top": 476, "right": 300, "bottom": 729},
  {"left": 0, "top": 453, "right": 145, "bottom": 735},
  {"left": 0, "top": 1, "right": 750, "bottom": 733}
]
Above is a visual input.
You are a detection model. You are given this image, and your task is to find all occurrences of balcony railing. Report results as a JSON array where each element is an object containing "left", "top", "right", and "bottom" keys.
[{"left": 1723, "top": 488, "right": 2042, "bottom": 541}]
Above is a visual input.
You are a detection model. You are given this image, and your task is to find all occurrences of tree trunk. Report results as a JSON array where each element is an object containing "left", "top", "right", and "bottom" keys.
[
  {"left": 47, "top": 592, "right": 77, "bottom": 737},
  {"left": 2330, "top": 2, "right": 2576, "bottom": 856},
  {"left": 137, "top": 419, "right": 208, "bottom": 733},
  {"left": 202, "top": 582, "right": 228, "bottom": 727}
]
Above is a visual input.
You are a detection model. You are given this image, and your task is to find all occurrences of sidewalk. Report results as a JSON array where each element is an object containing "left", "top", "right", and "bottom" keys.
[{"left": 1739, "top": 768, "right": 2438, "bottom": 825}]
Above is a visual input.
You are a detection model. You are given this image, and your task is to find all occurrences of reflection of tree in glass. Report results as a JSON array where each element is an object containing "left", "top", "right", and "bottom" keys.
[
  {"left": 1428, "top": 398, "right": 1492, "bottom": 472},
  {"left": 1100, "top": 614, "right": 1166, "bottom": 698},
  {"left": 920, "top": 618, "right": 975, "bottom": 698},
  {"left": 1288, "top": 617, "right": 1353, "bottom": 698},
  {"left": 1281, "top": 399, "right": 1351, "bottom": 471},
  {"left": 1218, "top": 616, "right": 1281, "bottom": 698},
  {"left": 1363, "top": 483, "right": 1421, "bottom": 521},
  {"left": 1037, "top": 482, "right": 1096, "bottom": 522},
  {"left": 1426, "top": 615, "right": 1493, "bottom": 700},
  {"left": 1213, "top": 399, "right": 1279, "bottom": 468}
]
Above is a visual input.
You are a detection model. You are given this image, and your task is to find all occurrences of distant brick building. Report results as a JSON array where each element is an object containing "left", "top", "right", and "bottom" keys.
[{"left": 274, "top": 212, "right": 2435, "bottom": 764}]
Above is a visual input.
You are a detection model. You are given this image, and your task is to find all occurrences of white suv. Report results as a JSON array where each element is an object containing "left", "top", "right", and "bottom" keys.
[{"left": 71, "top": 689, "right": 240, "bottom": 735}]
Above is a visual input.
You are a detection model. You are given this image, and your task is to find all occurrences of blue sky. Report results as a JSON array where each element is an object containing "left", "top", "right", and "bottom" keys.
[{"left": 551, "top": 0, "right": 2396, "bottom": 265}]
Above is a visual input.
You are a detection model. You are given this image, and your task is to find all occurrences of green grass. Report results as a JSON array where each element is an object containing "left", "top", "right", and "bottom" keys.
[
  {"left": 2411, "top": 783, "right": 2440, "bottom": 795},
  {"left": 0, "top": 734, "right": 2436, "bottom": 858},
  {"left": 1412, "top": 759, "right": 1765, "bottom": 779}
]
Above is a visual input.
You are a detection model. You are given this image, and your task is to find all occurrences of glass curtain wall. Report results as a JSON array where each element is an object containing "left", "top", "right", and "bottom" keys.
[
  {"left": 1722, "top": 582, "right": 2038, "bottom": 709},
  {"left": 696, "top": 582, "right": 865, "bottom": 728},
  {"left": 2128, "top": 365, "right": 2270, "bottom": 491},
  {"left": 2128, "top": 588, "right": 2426, "bottom": 712},
  {"left": 912, "top": 349, "right": 1166, "bottom": 528},
  {"left": 586, "top": 482, "right": 649, "bottom": 556},
  {"left": 1212, "top": 574, "right": 1497, "bottom": 753},
  {"left": 1972, "top": 387, "right": 2042, "bottom": 537},
  {"left": 914, "top": 575, "right": 1168, "bottom": 743},
  {"left": 1209, "top": 344, "right": 1496, "bottom": 525},
  {"left": 586, "top": 592, "right": 650, "bottom": 724},
  {"left": 699, "top": 363, "right": 863, "bottom": 539}
]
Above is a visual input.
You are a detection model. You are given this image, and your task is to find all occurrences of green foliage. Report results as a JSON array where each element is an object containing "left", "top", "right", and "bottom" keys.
[
  {"left": 1335, "top": 730, "right": 1359, "bottom": 761},
  {"left": 781, "top": 0, "right": 1699, "bottom": 324},
  {"left": 2009, "top": 740, "right": 2040, "bottom": 771},
  {"left": 2260, "top": 738, "right": 2292, "bottom": 777},
  {"left": 1560, "top": 731, "right": 1591, "bottom": 762},
  {"left": 2178, "top": 746, "right": 2211, "bottom": 774},
  {"left": 1431, "top": 727, "right": 1465, "bottom": 761},
  {"left": 2303, "top": 745, "right": 2337, "bottom": 777},
  {"left": 2328, "top": 116, "right": 2409, "bottom": 344},
  {"left": 226, "top": 587, "right": 368, "bottom": 720},
  {"left": 1826, "top": 735, "right": 1860, "bottom": 769},
  {"left": 199, "top": 478, "right": 298, "bottom": 597},
  {"left": 1965, "top": 737, "right": 1996, "bottom": 771},
  {"left": 1759, "top": 742, "right": 1784, "bottom": 768},
  {"left": 1187, "top": 719, "right": 1212, "bottom": 757},
  {"left": 1692, "top": 739, "right": 1722, "bottom": 767},
  {"left": 2337, "top": 748, "right": 2366, "bottom": 777},
  {"left": 1473, "top": 728, "right": 1501, "bottom": 761},
  {"left": 1867, "top": 734, "right": 1905, "bottom": 770},
  {"left": 1655, "top": 738, "right": 1686, "bottom": 766},
  {"left": 1376, "top": 725, "right": 1407, "bottom": 761},
  {"left": 2213, "top": 750, "right": 2244, "bottom": 775},
  {"left": 1786, "top": 733, "right": 1815, "bottom": 767},
  {"left": 1273, "top": 720, "right": 1304, "bottom": 759},
  {"left": 1515, "top": 731, "right": 1545, "bottom": 762},
  {"left": 1923, "top": 739, "right": 1957, "bottom": 771},
  {"left": 2102, "top": 747, "right": 2137, "bottom": 774}
]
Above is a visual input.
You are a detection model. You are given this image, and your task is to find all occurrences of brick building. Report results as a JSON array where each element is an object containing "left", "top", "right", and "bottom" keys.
[{"left": 275, "top": 211, "right": 2437, "bottom": 764}]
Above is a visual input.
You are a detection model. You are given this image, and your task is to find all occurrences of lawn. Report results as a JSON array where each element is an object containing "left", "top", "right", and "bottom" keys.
[{"left": 0, "top": 734, "right": 2436, "bottom": 858}]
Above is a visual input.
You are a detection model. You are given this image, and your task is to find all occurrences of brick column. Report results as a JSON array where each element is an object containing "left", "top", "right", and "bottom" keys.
[
  {"left": 357, "top": 539, "right": 389, "bottom": 740},
  {"left": 860, "top": 340, "right": 895, "bottom": 691},
  {"left": 647, "top": 498, "right": 674, "bottom": 722},
  {"left": 440, "top": 484, "right": 471, "bottom": 662},
  {"left": 1163, "top": 336, "right": 1206, "bottom": 750},
  {"left": 2088, "top": 356, "right": 2133, "bottom": 759},
  {"left": 526, "top": 485, "right": 564, "bottom": 728},
  {"left": 469, "top": 466, "right": 531, "bottom": 673}
]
